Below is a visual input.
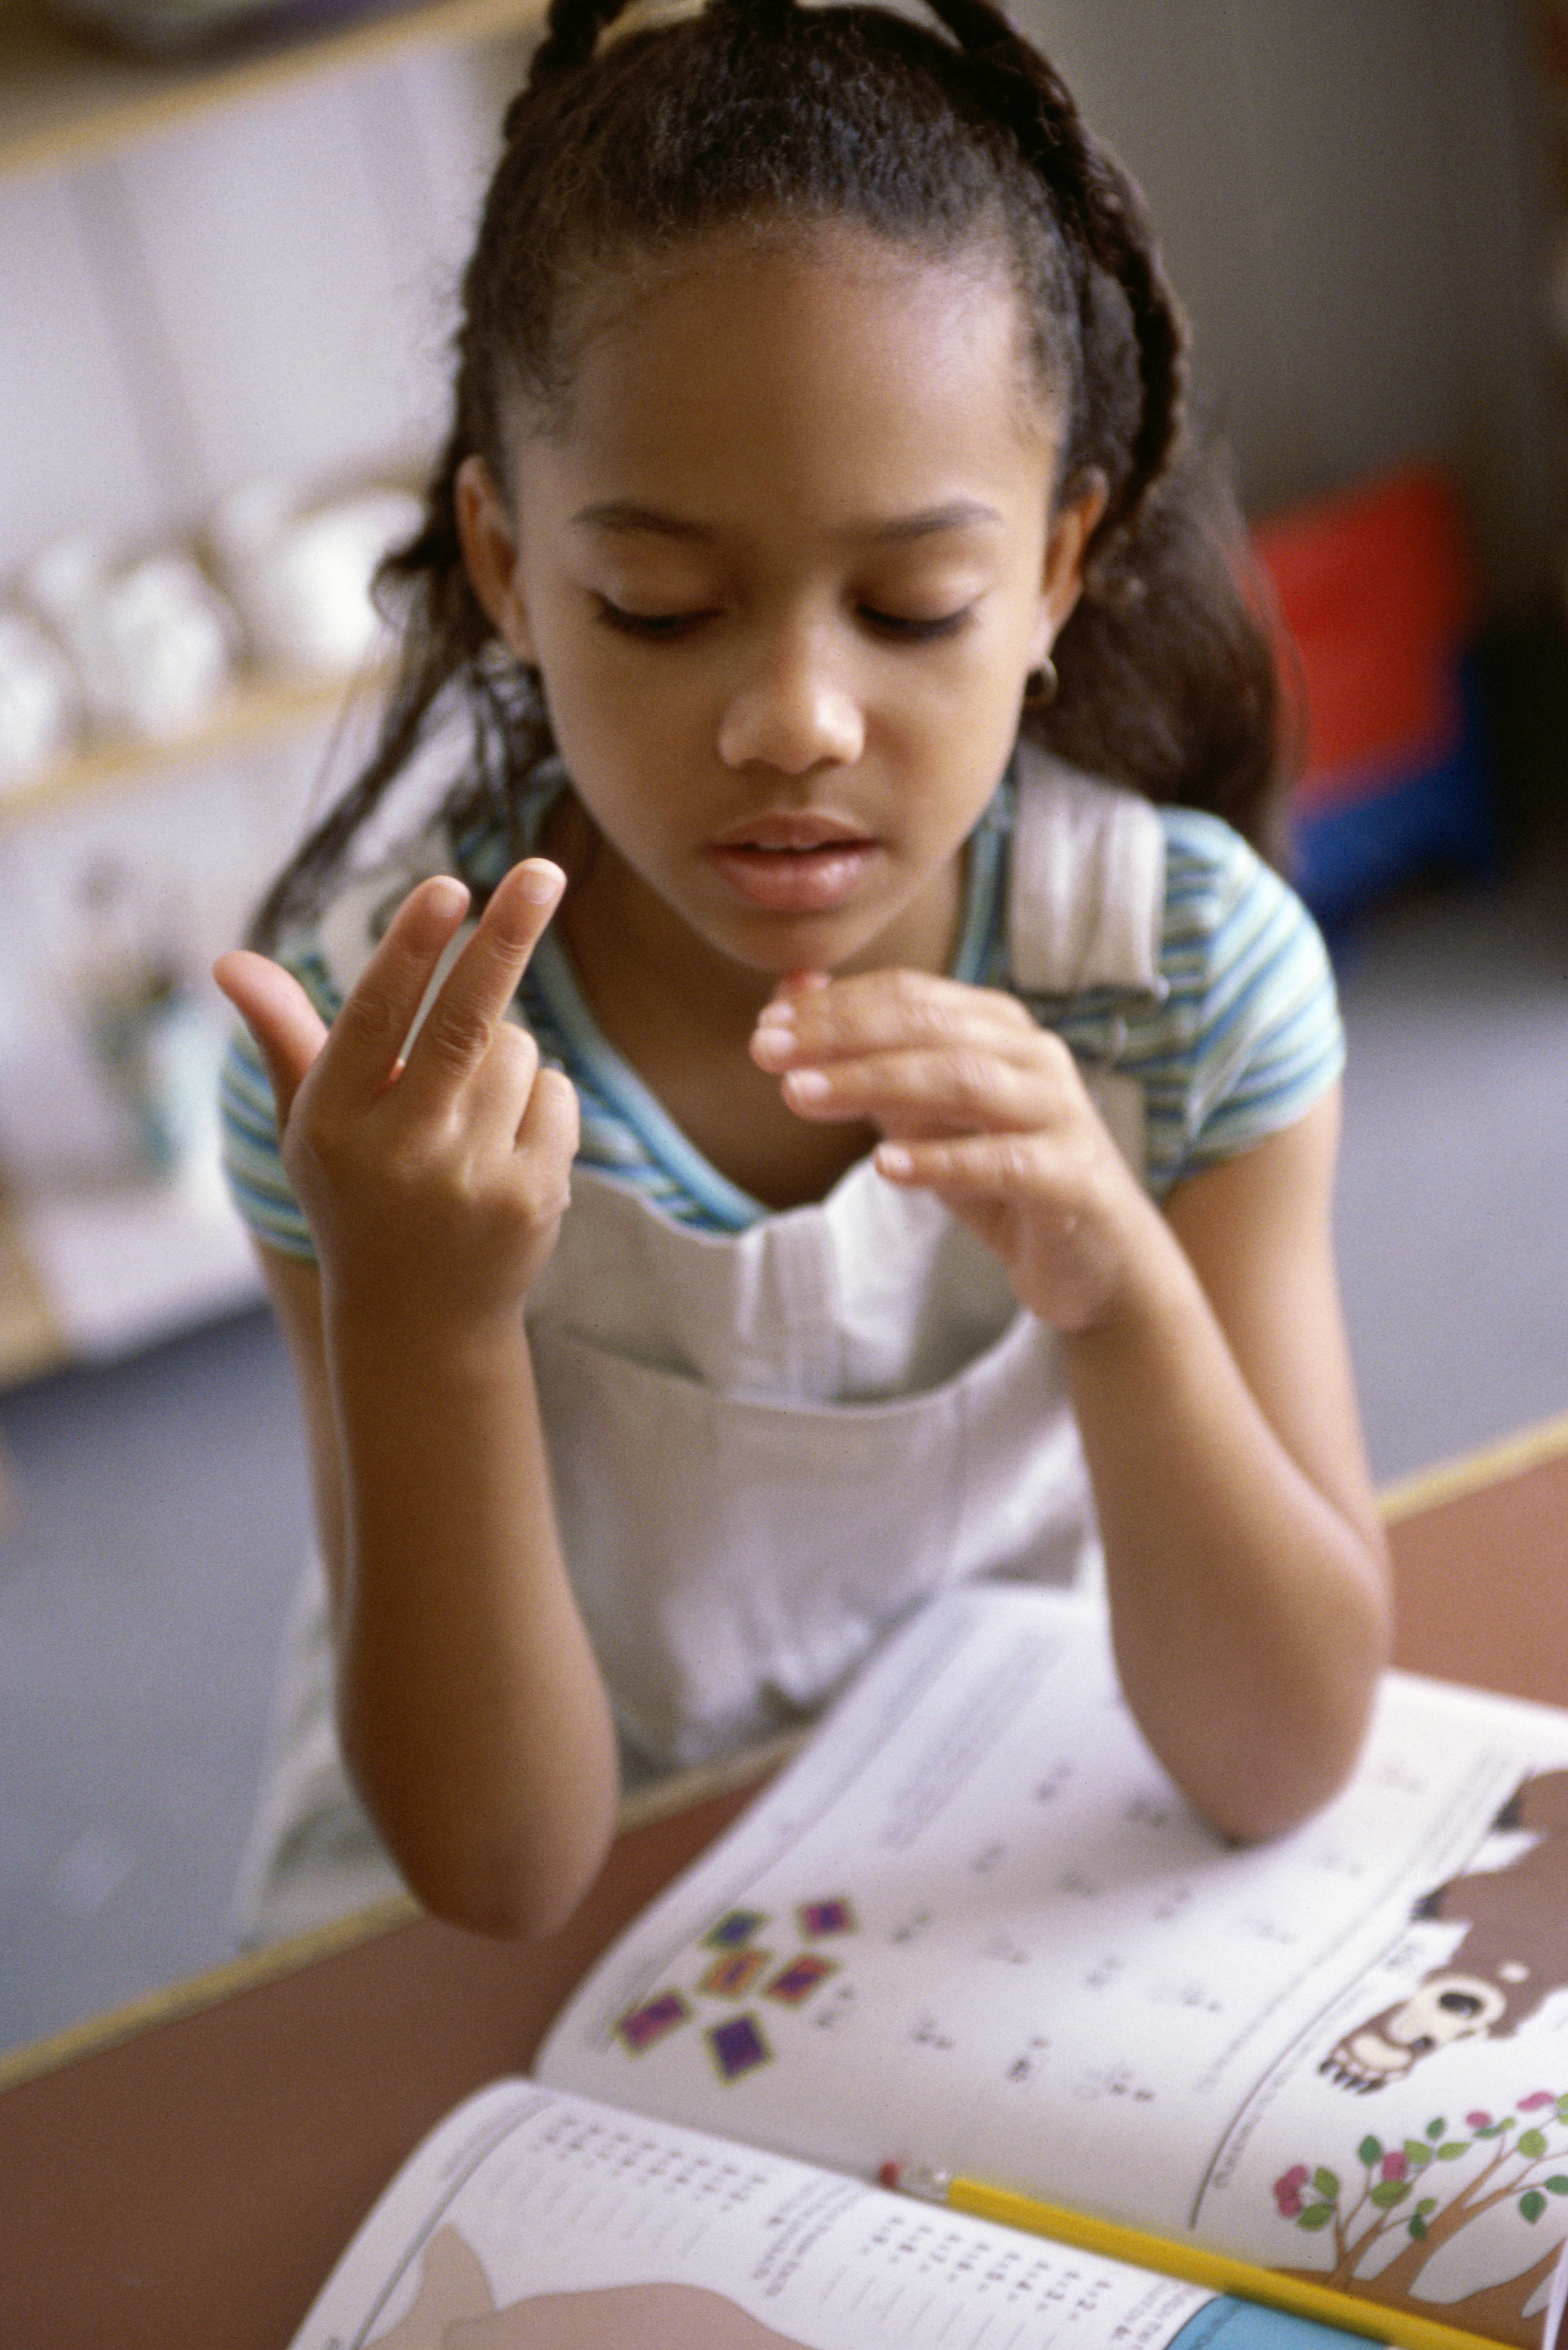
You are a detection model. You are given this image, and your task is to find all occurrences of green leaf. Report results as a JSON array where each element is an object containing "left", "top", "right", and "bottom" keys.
[
  {"left": 1436, "top": 2144, "right": 1467, "bottom": 2161},
  {"left": 1312, "top": 2169, "right": 1341, "bottom": 2201},
  {"left": 1476, "top": 2122, "right": 1510, "bottom": 2139},
  {"left": 1358, "top": 2136, "right": 1384, "bottom": 2169},
  {"left": 1371, "top": 2181, "right": 1412, "bottom": 2209},
  {"left": 1547, "top": 2177, "right": 1568, "bottom": 2196},
  {"left": 1409, "top": 2216, "right": 1428, "bottom": 2240},
  {"left": 1298, "top": 2204, "right": 1336, "bottom": 2232},
  {"left": 1403, "top": 2140, "right": 1433, "bottom": 2168},
  {"left": 1426, "top": 2118, "right": 1446, "bottom": 2141},
  {"left": 1521, "top": 2191, "right": 1547, "bottom": 2223},
  {"left": 1520, "top": 2130, "right": 1548, "bottom": 2159},
  {"left": 1415, "top": 2199, "right": 1439, "bottom": 2218}
]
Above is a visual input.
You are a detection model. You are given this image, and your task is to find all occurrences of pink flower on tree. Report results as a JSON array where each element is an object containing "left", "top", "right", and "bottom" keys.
[
  {"left": 1274, "top": 2165, "right": 1310, "bottom": 2218},
  {"left": 1466, "top": 2112, "right": 1492, "bottom": 2129},
  {"left": 1381, "top": 2152, "right": 1408, "bottom": 2181},
  {"left": 1519, "top": 2092, "right": 1556, "bottom": 2112}
]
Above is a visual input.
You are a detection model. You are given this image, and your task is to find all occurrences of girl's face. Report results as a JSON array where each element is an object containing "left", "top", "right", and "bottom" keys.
[{"left": 460, "top": 226, "right": 1101, "bottom": 992}]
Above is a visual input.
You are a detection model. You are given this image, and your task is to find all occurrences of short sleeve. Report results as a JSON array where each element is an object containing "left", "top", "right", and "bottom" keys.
[
  {"left": 1147, "top": 808, "right": 1344, "bottom": 1188},
  {"left": 218, "top": 938, "right": 344, "bottom": 1264}
]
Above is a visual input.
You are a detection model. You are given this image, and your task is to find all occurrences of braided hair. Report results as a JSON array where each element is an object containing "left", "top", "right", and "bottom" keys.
[{"left": 253, "top": 0, "right": 1284, "bottom": 947}]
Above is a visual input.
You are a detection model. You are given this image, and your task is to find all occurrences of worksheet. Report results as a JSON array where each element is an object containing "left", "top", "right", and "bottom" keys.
[
  {"left": 538, "top": 1588, "right": 1568, "bottom": 2348},
  {"left": 290, "top": 2079, "right": 1365, "bottom": 2350}
]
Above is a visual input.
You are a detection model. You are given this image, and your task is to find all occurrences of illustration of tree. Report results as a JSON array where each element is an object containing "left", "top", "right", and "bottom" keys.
[{"left": 1271, "top": 2092, "right": 1568, "bottom": 2348}]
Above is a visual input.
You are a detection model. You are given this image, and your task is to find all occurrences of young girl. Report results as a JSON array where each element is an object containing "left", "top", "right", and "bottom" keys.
[{"left": 217, "top": 0, "right": 1391, "bottom": 1944}]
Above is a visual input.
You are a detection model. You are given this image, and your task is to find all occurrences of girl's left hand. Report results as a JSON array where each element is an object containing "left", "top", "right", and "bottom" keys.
[{"left": 751, "top": 968, "right": 1175, "bottom": 1334}]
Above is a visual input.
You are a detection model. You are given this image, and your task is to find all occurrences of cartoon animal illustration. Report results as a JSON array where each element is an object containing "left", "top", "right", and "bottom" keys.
[{"left": 1322, "top": 1770, "right": 1568, "bottom": 2092}]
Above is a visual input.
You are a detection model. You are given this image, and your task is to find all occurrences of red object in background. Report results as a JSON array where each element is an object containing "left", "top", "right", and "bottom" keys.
[{"left": 1252, "top": 465, "right": 1481, "bottom": 813}]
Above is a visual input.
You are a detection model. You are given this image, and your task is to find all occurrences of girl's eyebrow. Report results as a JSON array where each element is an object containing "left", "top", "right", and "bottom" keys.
[
  {"left": 569, "top": 499, "right": 1003, "bottom": 544},
  {"left": 572, "top": 501, "right": 715, "bottom": 543}
]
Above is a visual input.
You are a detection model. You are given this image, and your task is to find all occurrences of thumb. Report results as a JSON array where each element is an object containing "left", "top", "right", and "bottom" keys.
[{"left": 212, "top": 950, "right": 329, "bottom": 1133}]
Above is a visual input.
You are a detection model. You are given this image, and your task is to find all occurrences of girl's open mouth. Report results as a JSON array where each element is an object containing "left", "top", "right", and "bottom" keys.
[{"left": 707, "top": 817, "right": 881, "bottom": 913}]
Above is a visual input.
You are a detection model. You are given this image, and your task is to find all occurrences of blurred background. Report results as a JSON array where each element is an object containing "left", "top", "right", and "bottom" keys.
[{"left": 0, "top": 0, "right": 1564, "bottom": 2052}]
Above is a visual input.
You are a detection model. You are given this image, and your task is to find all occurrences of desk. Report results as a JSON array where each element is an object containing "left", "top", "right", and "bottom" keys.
[{"left": 3, "top": 1417, "right": 1565, "bottom": 2348}]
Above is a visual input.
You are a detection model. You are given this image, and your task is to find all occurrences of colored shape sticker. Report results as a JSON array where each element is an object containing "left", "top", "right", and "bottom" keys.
[
  {"left": 700, "top": 1948, "right": 772, "bottom": 1999},
  {"left": 704, "top": 1908, "right": 769, "bottom": 1950},
  {"left": 798, "top": 1898, "right": 857, "bottom": 1938},
  {"left": 615, "top": 1990, "right": 690, "bottom": 2054},
  {"left": 707, "top": 2013, "right": 773, "bottom": 2082},
  {"left": 766, "top": 1952, "right": 837, "bottom": 2006}
]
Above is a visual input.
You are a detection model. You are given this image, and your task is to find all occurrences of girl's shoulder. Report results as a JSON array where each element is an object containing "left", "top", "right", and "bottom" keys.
[
  {"left": 1152, "top": 802, "right": 1330, "bottom": 1005},
  {"left": 1001, "top": 757, "right": 1342, "bottom": 1189},
  {"left": 1006, "top": 746, "right": 1328, "bottom": 1005},
  {"left": 1142, "top": 808, "right": 1343, "bottom": 1185}
]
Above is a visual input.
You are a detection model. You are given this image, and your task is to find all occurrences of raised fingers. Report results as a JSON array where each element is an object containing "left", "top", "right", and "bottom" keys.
[
  {"left": 314, "top": 871, "right": 475, "bottom": 1106},
  {"left": 213, "top": 949, "right": 331, "bottom": 1132},
  {"left": 378, "top": 860, "right": 565, "bottom": 1111}
]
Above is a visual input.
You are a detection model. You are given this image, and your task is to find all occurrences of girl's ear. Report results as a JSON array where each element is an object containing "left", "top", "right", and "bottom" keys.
[
  {"left": 1036, "top": 468, "right": 1109, "bottom": 656},
  {"left": 455, "top": 455, "right": 539, "bottom": 664}
]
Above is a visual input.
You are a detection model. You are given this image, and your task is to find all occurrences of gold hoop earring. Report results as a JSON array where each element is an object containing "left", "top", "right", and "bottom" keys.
[{"left": 1022, "top": 657, "right": 1058, "bottom": 708}]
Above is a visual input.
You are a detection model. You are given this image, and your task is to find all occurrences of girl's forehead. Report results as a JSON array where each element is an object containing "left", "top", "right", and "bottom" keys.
[{"left": 515, "top": 225, "right": 1060, "bottom": 500}]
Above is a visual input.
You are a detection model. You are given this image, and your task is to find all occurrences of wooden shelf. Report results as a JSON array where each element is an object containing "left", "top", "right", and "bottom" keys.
[
  {"left": 0, "top": 660, "right": 388, "bottom": 825},
  {"left": 0, "top": 1190, "right": 66, "bottom": 1386},
  {"left": 0, "top": 0, "right": 542, "bottom": 181},
  {"left": 0, "top": 0, "right": 536, "bottom": 1381}
]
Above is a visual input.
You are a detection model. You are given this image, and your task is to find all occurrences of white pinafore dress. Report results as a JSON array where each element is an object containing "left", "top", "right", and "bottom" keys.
[{"left": 230, "top": 752, "right": 1167, "bottom": 1943}]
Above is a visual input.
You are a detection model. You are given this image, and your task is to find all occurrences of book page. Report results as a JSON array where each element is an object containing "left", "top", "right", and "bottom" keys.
[
  {"left": 289, "top": 2078, "right": 1374, "bottom": 2350},
  {"left": 538, "top": 1588, "right": 1568, "bottom": 2347}
]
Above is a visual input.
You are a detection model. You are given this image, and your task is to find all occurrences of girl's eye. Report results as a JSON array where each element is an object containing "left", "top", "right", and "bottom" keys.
[
  {"left": 859, "top": 606, "right": 973, "bottom": 642},
  {"left": 594, "top": 597, "right": 712, "bottom": 640}
]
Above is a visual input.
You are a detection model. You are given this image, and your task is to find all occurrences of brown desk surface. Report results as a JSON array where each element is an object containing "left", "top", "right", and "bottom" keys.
[{"left": 3, "top": 1419, "right": 1565, "bottom": 2348}]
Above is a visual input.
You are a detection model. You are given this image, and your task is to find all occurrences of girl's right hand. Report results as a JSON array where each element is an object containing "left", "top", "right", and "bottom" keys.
[{"left": 214, "top": 859, "right": 579, "bottom": 1333}]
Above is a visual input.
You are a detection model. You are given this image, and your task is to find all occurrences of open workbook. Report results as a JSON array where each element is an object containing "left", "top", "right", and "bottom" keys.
[{"left": 290, "top": 1587, "right": 1568, "bottom": 2350}]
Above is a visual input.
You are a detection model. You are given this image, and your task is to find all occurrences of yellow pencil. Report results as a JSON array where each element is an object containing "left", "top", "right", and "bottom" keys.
[{"left": 879, "top": 2161, "right": 1509, "bottom": 2350}]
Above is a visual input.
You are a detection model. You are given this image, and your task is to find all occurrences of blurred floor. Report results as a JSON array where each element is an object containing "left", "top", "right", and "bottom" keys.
[
  {"left": 1, "top": 843, "right": 1564, "bottom": 2054},
  {"left": 1332, "top": 831, "right": 1567, "bottom": 1477}
]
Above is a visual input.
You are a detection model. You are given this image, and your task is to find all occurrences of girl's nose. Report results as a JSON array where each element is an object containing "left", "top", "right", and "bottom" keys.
[{"left": 716, "top": 629, "right": 865, "bottom": 773}]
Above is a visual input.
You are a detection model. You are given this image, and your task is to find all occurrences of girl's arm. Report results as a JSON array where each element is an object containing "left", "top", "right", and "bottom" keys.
[
  {"left": 751, "top": 972, "right": 1390, "bottom": 1842},
  {"left": 1063, "top": 1087, "right": 1389, "bottom": 1840},
  {"left": 217, "top": 864, "right": 620, "bottom": 1939}
]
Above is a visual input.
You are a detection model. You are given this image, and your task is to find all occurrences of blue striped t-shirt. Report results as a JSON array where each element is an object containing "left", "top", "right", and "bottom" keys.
[{"left": 219, "top": 787, "right": 1341, "bottom": 1259}]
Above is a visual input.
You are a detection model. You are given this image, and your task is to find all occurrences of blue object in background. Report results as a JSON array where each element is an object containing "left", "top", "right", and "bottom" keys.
[{"left": 1292, "top": 661, "right": 1498, "bottom": 934}]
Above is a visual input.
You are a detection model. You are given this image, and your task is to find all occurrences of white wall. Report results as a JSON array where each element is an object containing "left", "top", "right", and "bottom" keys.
[
  {"left": 1021, "top": 0, "right": 1564, "bottom": 607},
  {"left": 0, "top": 43, "right": 513, "bottom": 559}
]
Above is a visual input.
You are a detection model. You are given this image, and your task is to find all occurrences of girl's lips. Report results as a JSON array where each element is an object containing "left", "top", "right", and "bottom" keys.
[
  {"left": 706, "top": 824, "right": 881, "bottom": 912},
  {"left": 708, "top": 842, "right": 880, "bottom": 913}
]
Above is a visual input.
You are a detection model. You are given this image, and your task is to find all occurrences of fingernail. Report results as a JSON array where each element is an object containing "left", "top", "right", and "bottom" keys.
[
  {"left": 876, "top": 1143, "right": 914, "bottom": 1178},
  {"left": 518, "top": 861, "right": 563, "bottom": 906},
  {"left": 784, "top": 1068, "right": 830, "bottom": 1104},
  {"left": 754, "top": 999, "right": 795, "bottom": 1030},
  {"left": 426, "top": 875, "right": 469, "bottom": 919}
]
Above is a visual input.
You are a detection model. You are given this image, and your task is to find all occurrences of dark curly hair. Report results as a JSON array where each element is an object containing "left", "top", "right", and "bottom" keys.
[{"left": 253, "top": 0, "right": 1285, "bottom": 947}]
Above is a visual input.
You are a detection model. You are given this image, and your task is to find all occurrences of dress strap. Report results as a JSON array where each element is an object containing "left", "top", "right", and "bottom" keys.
[{"left": 1006, "top": 744, "right": 1168, "bottom": 1001}]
